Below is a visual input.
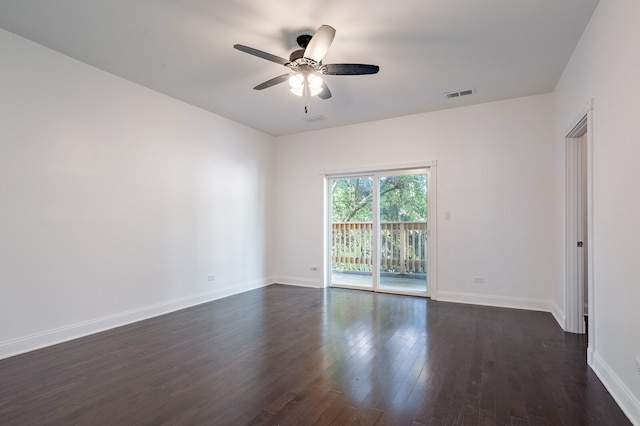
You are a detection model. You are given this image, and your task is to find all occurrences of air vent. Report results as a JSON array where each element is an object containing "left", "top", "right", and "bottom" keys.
[
  {"left": 303, "top": 115, "right": 328, "bottom": 123},
  {"left": 445, "top": 88, "right": 475, "bottom": 99}
]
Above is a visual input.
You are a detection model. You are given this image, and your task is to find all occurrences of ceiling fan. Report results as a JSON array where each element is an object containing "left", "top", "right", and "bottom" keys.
[{"left": 234, "top": 25, "right": 380, "bottom": 100}]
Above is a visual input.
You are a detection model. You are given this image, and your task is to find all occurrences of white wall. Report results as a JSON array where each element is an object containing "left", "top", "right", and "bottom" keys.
[
  {"left": 274, "top": 94, "right": 561, "bottom": 313},
  {"left": 0, "top": 29, "right": 275, "bottom": 359},
  {"left": 555, "top": 0, "right": 640, "bottom": 422},
  {"left": 2, "top": 5, "right": 636, "bottom": 419}
]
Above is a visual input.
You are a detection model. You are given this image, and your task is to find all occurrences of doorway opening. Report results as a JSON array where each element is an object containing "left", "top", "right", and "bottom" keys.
[
  {"left": 564, "top": 101, "right": 593, "bottom": 361},
  {"left": 326, "top": 166, "right": 435, "bottom": 297}
]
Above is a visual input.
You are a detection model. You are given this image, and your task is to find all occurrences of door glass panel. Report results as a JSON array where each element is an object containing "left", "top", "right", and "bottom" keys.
[
  {"left": 330, "top": 177, "right": 373, "bottom": 288},
  {"left": 378, "top": 173, "right": 428, "bottom": 294}
]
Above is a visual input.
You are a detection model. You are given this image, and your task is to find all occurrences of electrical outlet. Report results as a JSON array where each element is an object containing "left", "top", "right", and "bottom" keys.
[
  {"left": 207, "top": 275, "right": 216, "bottom": 281},
  {"left": 473, "top": 276, "right": 485, "bottom": 284},
  {"left": 635, "top": 358, "right": 640, "bottom": 376}
]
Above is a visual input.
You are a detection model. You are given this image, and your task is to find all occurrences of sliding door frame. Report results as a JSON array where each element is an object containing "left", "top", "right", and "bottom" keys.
[{"left": 323, "top": 162, "right": 437, "bottom": 299}]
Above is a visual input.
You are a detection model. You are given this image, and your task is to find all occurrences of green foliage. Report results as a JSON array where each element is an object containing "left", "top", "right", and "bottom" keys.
[
  {"left": 331, "top": 174, "right": 428, "bottom": 273},
  {"left": 379, "top": 175, "right": 427, "bottom": 222},
  {"left": 331, "top": 177, "right": 373, "bottom": 222},
  {"left": 331, "top": 174, "right": 427, "bottom": 223}
]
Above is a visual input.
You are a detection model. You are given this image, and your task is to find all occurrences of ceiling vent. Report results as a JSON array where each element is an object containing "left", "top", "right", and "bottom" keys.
[
  {"left": 303, "top": 115, "right": 328, "bottom": 123},
  {"left": 445, "top": 88, "right": 475, "bottom": 99}
]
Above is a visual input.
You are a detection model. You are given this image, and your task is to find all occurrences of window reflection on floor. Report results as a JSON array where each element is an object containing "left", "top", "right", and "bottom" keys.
[{"left": 322, "top": 288, "right": 428, "bottom": 409}]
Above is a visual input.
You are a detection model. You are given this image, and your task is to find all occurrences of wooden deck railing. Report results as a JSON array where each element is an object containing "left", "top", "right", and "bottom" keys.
[{"left": 332, "top": 221, "right": 427, "bottom": 274}]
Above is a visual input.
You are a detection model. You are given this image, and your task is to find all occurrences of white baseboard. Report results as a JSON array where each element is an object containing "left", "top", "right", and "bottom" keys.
[
  {"left": 592, "top": 352, "right": 640, "bottom": 425},
  {"left": 274, "top": 276, "right": 324, "bottom": 289},
  {"left": 437, "top": 290, "right": 552, "bottom": 313},
  {"left": 551, "top": 302, "right": 566, "bottom": 330},
  {"left": 0, "top": 278, "right": 271, "bottom": 360}
]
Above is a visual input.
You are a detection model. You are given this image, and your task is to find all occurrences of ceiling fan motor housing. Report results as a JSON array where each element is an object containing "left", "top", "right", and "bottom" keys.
[
  {"left": 296, "top": 34, "right": 312, "bottom": 49},
  {"left": 289, "top": 49, "right": 305, "bottom": 62}
]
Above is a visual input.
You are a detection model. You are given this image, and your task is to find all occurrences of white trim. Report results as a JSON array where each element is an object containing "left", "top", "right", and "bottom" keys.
[
  {"left": 328, "top": 283, "right": 376, "bottom": 292},
  {"left": 329, "top": 283, "right": 430, "bottom": 298},
  {"left": 587, "top": 346, "right": 594, "bottom": 366},
  {"left": 565, "top": 135, "right": 585, "bottom": 333},
  {"left": 323, "top": 175, "right": 335, "bottom": 289},
  {"left": 320, "top": 160, "right": 437, "bottom": 177},
  {"left": 428, "top": 164, "right": 438, "bottom": 300},
  {"left": 551, "top": 302, "right": 566, "bottom": 329},
  {"left": 0, "top": 279, "right": 271, "bottom": 360},
  {"left": 437, "top": 291, "right": 552, "bottom": 313},
  {"left": 322, "top": 177, "right": 330, "bottom": 288},
  {"left": 566, "top": 115, "right": 587, "bottom": 138},
  {"left": 585, "top": 105, "right": 595, "bottom": 362},
  {"left": 592, "top": 352, "right": 640, "bottom": 425},
  {"left": 564, "top": 98, "right": 593, "bottom": 137},
  {"left": 275, "top": 276, "right": 323, "bottom": 289},
  {"left": 563, "top": 99, "right": 595, "bottom": 357}
]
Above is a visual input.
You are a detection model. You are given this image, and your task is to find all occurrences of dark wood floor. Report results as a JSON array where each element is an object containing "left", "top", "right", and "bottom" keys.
[{"left": 0, "top": 285, "right": 630, "bottom": 425}]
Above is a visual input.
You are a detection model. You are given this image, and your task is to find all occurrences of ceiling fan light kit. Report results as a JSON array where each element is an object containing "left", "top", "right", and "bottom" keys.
[
  {"left": 234, "top": 24, "right": 379, "bottom": 101},
  {"left": 289, "top": 71, "right": 323, "bottom": 97}
]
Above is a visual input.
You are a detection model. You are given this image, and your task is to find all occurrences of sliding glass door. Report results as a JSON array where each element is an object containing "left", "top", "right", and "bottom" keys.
[
  {"left": 330, "top": 176, "right": 374, "bottom": 289},
  {"left": 328, "top": 168, "right": 431, "bottom": 296},
  {"left": 378, "top": 172, "right": 428, "bottom": 294}
]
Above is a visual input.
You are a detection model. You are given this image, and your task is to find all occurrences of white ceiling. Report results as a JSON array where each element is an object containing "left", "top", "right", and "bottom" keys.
[{"left": 0, "top": 0, "right": 599, "bottom": 136}]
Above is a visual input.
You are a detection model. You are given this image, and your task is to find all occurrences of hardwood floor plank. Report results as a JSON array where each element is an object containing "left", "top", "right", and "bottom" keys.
[{"left": 0, "top": 285, "right": 631, "bottom": 425}]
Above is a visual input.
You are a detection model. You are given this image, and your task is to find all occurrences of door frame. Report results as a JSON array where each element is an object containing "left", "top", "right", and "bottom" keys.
[
  {"left": 564, "top": 99, "right": 594, "bottom": 363},
  {"left": 323, "top": 161, "right": 437, "bottom": 298}
]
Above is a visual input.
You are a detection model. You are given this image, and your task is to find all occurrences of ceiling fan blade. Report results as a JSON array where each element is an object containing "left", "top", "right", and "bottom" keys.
[
  {"left": 234, "top": 44, "right": 290, "bottom": 66},
  {"left": 303, "top": 25, "right": 336, "bottom": 62},
  {"left": 253, "top": 74, "right": 290, "bottom": 90},
  {"left": 318, "top": 82, "right": 332, "bottom": 100},
  {"left": 323, "top": 63, "right": 380, "bottom": 75}
]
